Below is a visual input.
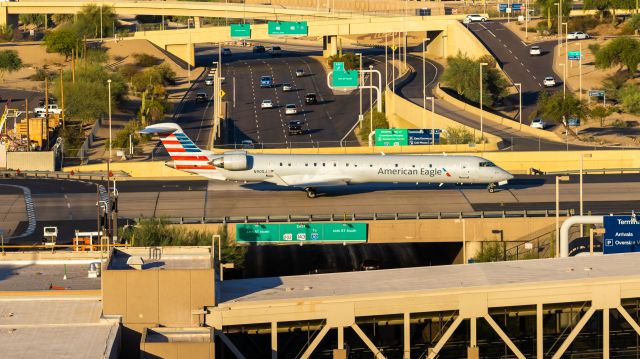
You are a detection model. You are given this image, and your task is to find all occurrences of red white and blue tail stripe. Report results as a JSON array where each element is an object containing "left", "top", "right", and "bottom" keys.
[{"left": 140, "top": 123, "right": 216, "bottom": 172}]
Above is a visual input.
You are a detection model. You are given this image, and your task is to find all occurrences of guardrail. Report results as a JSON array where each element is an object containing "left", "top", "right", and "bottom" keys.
[
  {"left": 0, "top": 170, "right": 129, "bottom": 181},
  {"left": 146, "top": 209, "right": 577, "bottom": 224},
  {"left": 543, "top": 168, "right": 640, "bottom": 175}
]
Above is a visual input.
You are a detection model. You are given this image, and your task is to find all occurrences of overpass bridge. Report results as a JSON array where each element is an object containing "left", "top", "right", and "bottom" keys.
[{"left": 210, "top": 253, "right": 640, "bottom": 358}]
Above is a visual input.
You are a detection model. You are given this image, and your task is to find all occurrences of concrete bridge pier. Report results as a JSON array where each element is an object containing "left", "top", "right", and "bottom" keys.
[
  {"left": 193, "top": 16, "right": 202, "bottom": 28},
  {"left": 0, "top": 7, "right": 18, "bottom": 31},
  {"left": 165, "top": 42, "right": 196, "bottom": 67},
  {"left": 323, "top": 35, "right": 338, "bottom": 57}
]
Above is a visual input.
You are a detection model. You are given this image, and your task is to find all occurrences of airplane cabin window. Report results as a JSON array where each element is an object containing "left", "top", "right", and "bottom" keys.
[
  {"left": 334, "top": 163, "right": 337, "bottom": 167},
  {"left": 288, "top": 163, "right": 291, "bottom": 166},
  {"left": 479, "top": 162, "right": 496, "bottom": 167},
  {"left": 323, "top": 163, "right": 326, "bottom": 166},
  {"left": 395, "top": 164, "right": 398, "bottom": 167},
  {"left": 279, "top": 163, "right": 283, "bottom": 166},
  {"left": 305, "top": 163, "right": 308, "bottom": 166}
]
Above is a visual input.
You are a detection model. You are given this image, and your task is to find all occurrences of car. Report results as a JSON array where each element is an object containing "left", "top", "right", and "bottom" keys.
[
  {"left": 295, "top": 68, "right": 305, "bottom": 77},
  {"left": 305, "top": 93, "right": 318, "bottom": 105},
  {"left": 284, "top": 104, "right": 297, "bottom": 115},
  {"left": 567, "top": 31, "right": 590, "bottom": 40},
  {"left": 204, "top": 77, "right": 214, "bottom": 86},
  {"left": 260, "top": 75, "right": 273, "bottom": 88},
  {"left": 463, "top": 14, "right": 487, "bottom": 23},
  {"left": 360, "top": 259, "right": 381, "bottom": 271},
  {"left": 288, "top": 120, "right": 305, "bottom": 135},
  {"left": 241, "top": 140, "right": 254, "bottom": 149},
  {"left": 530, "top": 118, "right": 546, "bottom": 129},
  {"left": 34, "top": 104, "right": 62, "bottom": 117},
  {"left": 252, "top": 45, "right": 266, "bottom": 53},
  {"left": 543, "top": 76, "right": 556, "bottom": 87},
  {"left": 282, "top": 83, "right": 293, "bottom": 92},
  {"left": 529, "top": 46, "right": 541, "bottom": 56},
  {"left": 260, "top": 99, "right": 274, "bottom": 109},
  {"left": 195, "top": 92, "right": 207, "bottom": 103},
  {"left": 38, "top": 97, "right": 56, "bottom": 107},
  {"left": 222, "top": 48, "right": 232, "bottom": 56},
  {"left": 270, "top": 46, "right": 282, "bottom": 57},
  {"left": 208, "top": 68, "right": 216, "bottom": 76}
]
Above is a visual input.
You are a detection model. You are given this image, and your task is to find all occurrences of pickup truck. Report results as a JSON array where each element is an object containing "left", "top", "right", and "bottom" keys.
[{"left": 34, "top": 104, "right": 63, "bottom": 117}]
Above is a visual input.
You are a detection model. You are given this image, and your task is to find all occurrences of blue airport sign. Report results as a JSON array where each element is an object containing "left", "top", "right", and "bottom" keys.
[
  {"left": 603, "top": 215, "right": 640, "bottom": 254},
  {"left": 498, "top": 3, "right": 508, "bottom": 12},
  {"left": 407, "top": 129, "right": 441, "bottom": 145},
  {"left": 511, "top": 3, "right": 523, "bottom": 11}
]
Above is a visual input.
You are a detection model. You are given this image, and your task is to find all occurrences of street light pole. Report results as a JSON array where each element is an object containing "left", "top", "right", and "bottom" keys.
[
  {"left": 555, "top": 175, "right": 569, "bottom": 257},
  {"left": 369, "top": 65, "right": 374, "bottom": 137},
  {"left": 187, "top": 18, "right": 193, "bottom": 86},
  {"left": 514, "top": 83, "right": 522, "bottom": 130},
  {"left": 479, "top": 62, "right": 488, "bottom": 142},
  {"left": 426, "top": 96, "right": 435, "bottom": 144},
  {"left": 556, "top": 3, "right": 561, "bottom": 47},
  {"left": 580, "top": 154, "right": 592, "bottom": 236},
  {"left": 578, "top": 41, "right": 583, "bottom": 100},
  {"left": 357, "top": 52, "right": 363, "bottom": 121},
  {"left": 107, "top": 78, "right": 112, "bottom": 244}
]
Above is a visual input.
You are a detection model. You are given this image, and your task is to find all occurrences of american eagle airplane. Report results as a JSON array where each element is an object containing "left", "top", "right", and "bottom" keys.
[{"left": 141, "top": 123, "right": 513, "bottom": 198}]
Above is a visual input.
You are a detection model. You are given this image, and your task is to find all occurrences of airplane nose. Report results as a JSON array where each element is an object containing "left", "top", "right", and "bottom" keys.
[{"left": 165, "top": 161, "right": 175, "bottom": 169}]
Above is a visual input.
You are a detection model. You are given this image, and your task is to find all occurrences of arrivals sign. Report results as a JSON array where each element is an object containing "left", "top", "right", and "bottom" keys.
[
  {"left": 603, "top": 216, "right": 640, "bottom": 254},
  {"left": 331, "top": 61, "right": 359, "bottom": 88},
  {"left": 230, "top": 24, "right": 251, "bottom": 38},
  {"left": 568, "top": 51, "right": 581, "bottom": 61},
  {"left": 375, "top": 129, "right": 441, "bottom": 146},
  {"left": 236, "top": 223, "right": 368, "bottom": 243},
  {"left": 267, "top": 21, "right": 308, "bottom": 36}
]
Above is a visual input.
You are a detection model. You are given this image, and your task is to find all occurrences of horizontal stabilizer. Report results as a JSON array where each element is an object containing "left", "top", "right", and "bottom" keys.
[{"left": 139, "top": 122, "right": 184, "bottom": 135}]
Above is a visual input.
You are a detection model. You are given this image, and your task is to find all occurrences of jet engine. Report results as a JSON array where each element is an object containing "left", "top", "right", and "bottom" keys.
[{"left": 211, "top": 152, "right": 249, "bottom": 171}]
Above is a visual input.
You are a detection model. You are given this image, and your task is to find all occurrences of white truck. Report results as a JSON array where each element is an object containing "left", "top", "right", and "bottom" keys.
[{"left": 34, "top": 104, "right": 63, "bottom": 118}]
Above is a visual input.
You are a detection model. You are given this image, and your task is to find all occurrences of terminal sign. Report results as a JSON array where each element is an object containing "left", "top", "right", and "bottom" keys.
[
  {"left": 603, "top": 215, "right": 640, "bottom": 254},
  {"left": 230, "top": 24, "right": 251, "bottom": 39},
  {"left": 267, "top": 21, "right": 308, "bottom": 36},
  {"left": 236, "top": 223, "right": 368, "bottom": 243}
]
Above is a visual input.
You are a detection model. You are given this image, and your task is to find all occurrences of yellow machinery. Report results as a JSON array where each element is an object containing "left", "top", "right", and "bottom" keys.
[{"left": 14, "top": 114, "right": 60, "bottom": 148}]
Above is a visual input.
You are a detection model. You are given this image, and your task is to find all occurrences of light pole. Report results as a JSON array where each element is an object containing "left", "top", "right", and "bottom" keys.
[
  {"left": 369, "top": 65, "right": 374, "bottom": 138},
  {"left": 577, "top": 41, "right": 583, "bottom": 100},
  {"left": 426, "top": 96, "right": 435, "bottom": 144},
  {"left": 579, "top": 153, "right": 592, "bottom": 236},
  {"left": 514, "top": 83, "right": 522, "bottom": 130},
  {"left": 187, "top": 18, "right": 193, "bottom": 86},
  {"left": 107, "top": 78, "right": 112, "bottom": 244},
  {"left": 357, "top": 52, "right": 363, "bottom": 121},
  {"left": 479, "top": 62, "right": 488, "bottom": 142},
  {"left": 108, "top": 79, "right": 112, "bottom": 160},
  {"left": 525, "top": 0, "right": 529, "bottom": 40},
  {"left": 555, "top": 175, "right": 570, "bottom": 257},
  {"left": 555, "top": 3, "right": 561, "bottom": 47},
  {"left": 100, "top": 4, "right": 103, "bottom": 42},
  {"left": 384, "top": 33, "right": 388, "bottom": 87}
]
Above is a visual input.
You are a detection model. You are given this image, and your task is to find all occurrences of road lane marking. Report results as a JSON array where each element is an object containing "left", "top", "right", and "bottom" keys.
[{"left": 521, "top": 40, "right": 527, "bottom": 46}]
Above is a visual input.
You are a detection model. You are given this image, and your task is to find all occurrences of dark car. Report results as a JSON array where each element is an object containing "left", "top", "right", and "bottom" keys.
[
  {"left": 305, "top": 93, "right": 318, "bottom": 105},
  {"left": 195, "top": 92, "right": 207, "bottom": 103},
  {"left": 288, "top": 120, "right": 305, "bottom": 135},
  {"left": 360, "top": 259, "right": 381, "bottom": 271},
  {"left": 38, "top": 97, "right": 56, "bottom": 107},
  {"left": 252, "top": 45, "right": 266, "bottom": 53}
]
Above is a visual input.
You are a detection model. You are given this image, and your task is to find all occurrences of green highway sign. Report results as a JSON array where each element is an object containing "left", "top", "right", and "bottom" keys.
[
  {"left": 332, "top": 61, "right": 359, "bottom": 88},
  {"left": 267, "top": 21, "right": 308, "bottom": 36},
  {"left": 375, "top": 128, "right": 408, "bottom": 146},
  {"left": 568, "top": 51, "right": 581, "bottom": 61},
  {"left": 236, "top": 223, "right": 367, "bottom": 243},
  {"left": 230, "top": 24, "right": 251, "bottom": 38}
]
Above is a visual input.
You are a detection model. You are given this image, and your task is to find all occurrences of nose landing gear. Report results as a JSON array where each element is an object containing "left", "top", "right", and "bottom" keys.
[{"left": 305, "top": 187, "right": 317, "bottom": 198}]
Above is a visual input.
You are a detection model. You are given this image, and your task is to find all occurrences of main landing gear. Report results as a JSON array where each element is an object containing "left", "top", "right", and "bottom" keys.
[
  {"left": 487, "top": 183, "right": 497, "bottom": 193},
  {"left": 305, "top": 187, "right": 317, "bottom": 198}
]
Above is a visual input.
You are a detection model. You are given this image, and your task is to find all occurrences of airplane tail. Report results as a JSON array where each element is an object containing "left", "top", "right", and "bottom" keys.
[{"left": 139, "top": 123, "right": 216, "bottom": 171}]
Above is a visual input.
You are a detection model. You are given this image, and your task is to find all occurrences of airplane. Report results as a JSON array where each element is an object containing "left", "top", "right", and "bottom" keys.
[{"left": 140, "top": 123, "right": 514, "bottom": 198}]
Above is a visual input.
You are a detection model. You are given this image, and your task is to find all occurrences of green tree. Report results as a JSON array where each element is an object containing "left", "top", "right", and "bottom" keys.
[
  {"left": 440, "top": 126, "right": 478, "bottom": 144},
  {"left": 590, "top": 105, "right": 611, "bottom": 126},
  {"left": 360, "top": 110, "right": 389, "bottom": 141},
  {"left": 536, "top": 91, "right": 589, "bottom": 124},
  {"left": 619, "top": 84, "right": 640, "bottom": 114},
  {"left": 51, "top": 14, "right": 74, "bottom": 26},
  {"left": 441, "top": 52, "right": 508, "bottom": 106},
  {"left": 474, "top": 242, "right": 506, "bottom": 262},
  {"left": 73, "top": 4, "right": 117, "bottom": 39},
  {"left": 19, "top": 14, "right": 47, "bottom": 29},
  {"left": 536, "top": 0, "right": 572, "bottom": 29},
  {"left": 0, "top": 50, "right": 21, "bottom": 82},
  {"left": 327, "top": 52, "right": 359, "bottom": 71},
  {"left": 625, "top": 14, "right": 640, "bottom": 33},
  {"left": 0, "top": 24, "right": 13, "bottom": 42},
  {"left": 131, "top": 64, "right": 176, "bottom": 94},
  {"left": 595, "top": 37, "right": 640, "bottom": 73},
  {"left": 43, "top": 28, "right": 79, "bottom": 59}
]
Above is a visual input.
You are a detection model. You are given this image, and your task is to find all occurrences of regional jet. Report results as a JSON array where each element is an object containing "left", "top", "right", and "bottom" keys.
[{"left": 141, "top": 123, "right": 513, "bottom": 198}]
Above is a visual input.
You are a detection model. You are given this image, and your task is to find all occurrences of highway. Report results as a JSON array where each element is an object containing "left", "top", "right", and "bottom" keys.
[
  {"left": 1, "top": 175, "right": 639, "bottom": 243},
  {"left": 468, "top": 21, "right": 558, "bottom": 122}
]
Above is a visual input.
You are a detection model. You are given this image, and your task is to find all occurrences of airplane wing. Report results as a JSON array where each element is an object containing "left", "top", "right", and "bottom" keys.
[{"left": 265, "top": 173, "right": 351, "bottom": 187}]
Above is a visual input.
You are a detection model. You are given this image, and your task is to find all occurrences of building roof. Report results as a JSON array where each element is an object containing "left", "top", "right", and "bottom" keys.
[
  {"left": 0, "top": 262, "right": 101, "bottom": 291},
  {"left": 219, "top": 253, "right": 640, "bottom": 305},
  {"left": 108, "top": 247, "right": 212, "bottom": 270}
]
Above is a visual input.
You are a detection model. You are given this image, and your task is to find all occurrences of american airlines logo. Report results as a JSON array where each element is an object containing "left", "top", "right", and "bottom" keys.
[{"left": 377, "top": 167, "right": 449, "bottom": 177}]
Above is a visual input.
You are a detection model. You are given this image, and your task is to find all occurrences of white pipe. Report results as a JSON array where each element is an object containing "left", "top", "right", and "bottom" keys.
[{"left": 560, "top": 216, "right": 603, "bottom": 257}]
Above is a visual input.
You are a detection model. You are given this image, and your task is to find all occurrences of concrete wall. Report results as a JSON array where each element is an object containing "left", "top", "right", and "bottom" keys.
[
  {"left": 434, "top": 84, "right": 563, "bottom": 142},
  {"left": 246, "top": 0, "right": 444, "bottom": 13},
  {"left": 6, "top": 151, "right": 55, "bottom": 171},
  {"left": 141, "top": 342, "right": 214, "bottom": 359}
]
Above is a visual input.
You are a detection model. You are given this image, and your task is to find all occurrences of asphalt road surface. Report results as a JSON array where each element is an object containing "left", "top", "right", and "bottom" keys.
[
  {"left": 1, "top": 175, "right": 639, "bottom": 244},
  {"left": 467, "top": 21, "right": 558, "bottom": 122}
]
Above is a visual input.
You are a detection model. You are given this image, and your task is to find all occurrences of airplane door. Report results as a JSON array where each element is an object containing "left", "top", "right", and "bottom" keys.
[
  {"left": 266, "top": 161, "right": 274, "bottom": 177},
  {"left": 459, "top": 162, "right": 470, "bottom": 179}
]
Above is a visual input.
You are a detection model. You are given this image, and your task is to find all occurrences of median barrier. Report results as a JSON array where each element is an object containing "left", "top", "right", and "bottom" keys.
[
  {"left": 434, "top": 84, "right": 563, "bottom": 142},
  {"left": 63, "top": 161, "right": 198, "bottom": 178}
]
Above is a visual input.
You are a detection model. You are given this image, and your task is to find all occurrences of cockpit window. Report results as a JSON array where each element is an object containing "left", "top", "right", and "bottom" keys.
[{"left": 479, "top": 161, "right": 496, "bottom": 167}]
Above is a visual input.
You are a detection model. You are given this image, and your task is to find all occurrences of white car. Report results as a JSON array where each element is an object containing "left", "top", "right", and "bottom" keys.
[
  {"left": 529, "top": 46, "right": 541, "bottom": 56},
  {"left": 282, "top": 83, "right": 293, "bottom": 92},
  {"left": 543, "top": 76, "right": 556, "bottom": 87},
  {"left": 205, "top": 77, "right": 214, "bottom": 86},
  {"left": 241, "top": 140, "right": 254, "bottom": 149},
  {"left": 567, "top": 31, "right": 590, "bottom": 40},
  {"left": 463, "top": 14, "right": 487, "bottom": 23},
  {"left": 284, "top": 104, "right": 297, "bottom": 115},
  {"left": 295, "top": 68, "right": 305, "bottom": 77},
  {"left": 530, "top": 118, "right": 546, "bottom": 129},
  {"left": 261, "top": 99, "right": 274, "bottom": 109}
]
